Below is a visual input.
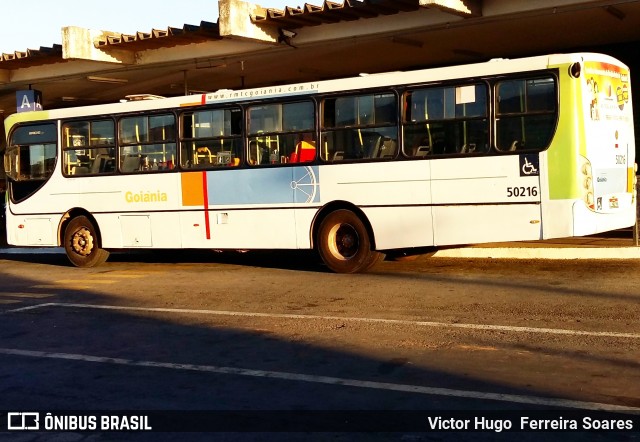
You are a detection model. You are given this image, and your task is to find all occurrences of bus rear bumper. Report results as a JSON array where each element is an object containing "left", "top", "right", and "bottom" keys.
[{"left": 572, "top": 197, "right": 637, "bottom": 237}]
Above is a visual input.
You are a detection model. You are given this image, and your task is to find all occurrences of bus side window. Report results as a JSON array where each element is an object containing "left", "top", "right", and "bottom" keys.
[
  {"left": 247, "top": 101, "right": 315, "bottom": 166},
  {"left": 180, "top": 108, "right": 242, "bottom": 169},
  {"left": 495, "top": 77, "right": 557, "bottom": 152},
  {"left": 119, "top": 114, "right": 177, "bottom": 173},
  {"left": 321, "top": 93, "right": 397, "bottom": 162},
  {"left": 402, "top": 85, "right": 488, "bottom": 157},
  {"left": 62, "top": 119, "right": 116, "bottom": 176}
]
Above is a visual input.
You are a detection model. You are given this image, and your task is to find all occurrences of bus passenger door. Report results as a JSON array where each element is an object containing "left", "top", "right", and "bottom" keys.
[{"left": 431, "top": 154, "right": 542, "bottom": 246}]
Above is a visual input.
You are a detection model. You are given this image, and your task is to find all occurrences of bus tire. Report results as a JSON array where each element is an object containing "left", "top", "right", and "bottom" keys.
[
  {"left": 63, "top": 215, "right": 109, "bottom": 267},
  {"left": 317, "top": 209, "right": 383, "bottom": 273}
]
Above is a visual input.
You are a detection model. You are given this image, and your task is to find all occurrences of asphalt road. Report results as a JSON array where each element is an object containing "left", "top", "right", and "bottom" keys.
[{"left": 0, "top": 249, "right": 638, "bottom": 441}]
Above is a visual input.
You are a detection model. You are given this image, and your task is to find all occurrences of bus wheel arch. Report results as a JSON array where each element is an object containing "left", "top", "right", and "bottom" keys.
[
  {"left": 312, "top": 202, "right": 384, "bottom": 273},
  {"left": 60, "top": 210, "right": 109, "bottom": 267}
]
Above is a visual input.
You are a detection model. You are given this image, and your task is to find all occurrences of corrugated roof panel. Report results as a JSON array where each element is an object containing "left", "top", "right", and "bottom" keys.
[
  {"left": 252, "top": 0, "right": 425, "bottom": 28},
  {"left": 94, "top": 21, "right": 222, "bottom": 51},
  {"left": 0, "top": 44, "right": 63, "bottom": 68},
  {"left": 0, "top": 21, "right": 222, "bottom": 66}
]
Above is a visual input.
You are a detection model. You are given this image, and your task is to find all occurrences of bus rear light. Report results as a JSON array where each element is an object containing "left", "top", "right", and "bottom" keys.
[
  {"left": 18, "top": 224, "right": 24, "bottom": 229},
  {"left": 585, "top": 192, "right": 594, "bottom": 209},
  {"left": 580, "top": 155, "right": 595, "bottom": 211}
]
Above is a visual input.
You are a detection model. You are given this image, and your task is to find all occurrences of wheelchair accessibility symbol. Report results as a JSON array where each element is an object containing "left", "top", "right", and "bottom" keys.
[{"left": 519, "top": 155, "right": 539, "bottom": 176}]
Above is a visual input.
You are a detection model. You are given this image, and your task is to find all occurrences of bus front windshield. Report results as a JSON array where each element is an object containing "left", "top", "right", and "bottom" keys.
[{"left": 4, "top": 123, "right": 57, "bottom": 182}]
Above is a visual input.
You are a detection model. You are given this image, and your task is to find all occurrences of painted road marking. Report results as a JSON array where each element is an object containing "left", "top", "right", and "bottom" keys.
[
  {"left": 28, "top": 272, "right": 160, "bottom": 291},
  {"left": 0, "top": 347, "right": 637, "bottom": 413},
  {"left": 4, "top": 302, "right": 640, "bottom": 340},
  {"left": 54, "top": 279, "right": 118, "bottom": 285},
  {"left": 0, "top": 293, "right": 55, "bottom": 305},
  {"left": 89, "top": 274, "right": 142, "bottom": 279},
  {"left": 1, "top": 293, "right": 55, "bottom": 299},
  {"left": 31, "top": 285, "right": 91, "bottom": 290}
]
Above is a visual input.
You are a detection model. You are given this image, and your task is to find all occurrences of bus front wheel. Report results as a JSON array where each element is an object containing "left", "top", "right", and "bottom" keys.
[
  {"left": 317, "top": 209, "right": 383, "bottom": 273},
  {"left": 63, "top": 215, "right": 109, "bottom": 267}
]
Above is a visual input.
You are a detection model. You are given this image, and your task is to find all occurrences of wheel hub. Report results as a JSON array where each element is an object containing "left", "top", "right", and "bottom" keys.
[
  {"left": 335, "top": 224, "right": 359, "bottom": 259},
  {"left": 72, "top": 227, "right": 94, "bottom": 256},
  {"left": 340, "top": 233, "right": 355, "bottom": 249}
]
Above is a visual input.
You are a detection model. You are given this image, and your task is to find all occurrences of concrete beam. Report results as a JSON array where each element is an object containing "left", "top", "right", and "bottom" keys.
[
  {"left": 420, "top": 0, "right": 482, "bottom": 17},
  {"left": 62, "top": 26, "right": 135, "bottom": 65},
  {"left": 218, "top": 0, "right": 279, "bottom": 43}
]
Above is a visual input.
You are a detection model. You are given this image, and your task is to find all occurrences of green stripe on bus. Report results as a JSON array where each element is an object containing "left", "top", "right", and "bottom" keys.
[{"left": 547, "top": 65, "right": 583, "bottom": 200}]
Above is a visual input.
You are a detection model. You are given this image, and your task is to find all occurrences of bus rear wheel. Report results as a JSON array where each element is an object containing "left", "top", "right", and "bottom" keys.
[
  {"left": 317, "top": 209, "right": 383, "bottom": 273},
  {"left": 63, "top": 215, "right": 109, "bottom": 267}
]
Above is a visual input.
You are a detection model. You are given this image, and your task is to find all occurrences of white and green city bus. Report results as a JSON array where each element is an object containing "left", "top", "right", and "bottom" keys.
[{"left": 3, "top": 53, "right": 636, "bottom": 273}]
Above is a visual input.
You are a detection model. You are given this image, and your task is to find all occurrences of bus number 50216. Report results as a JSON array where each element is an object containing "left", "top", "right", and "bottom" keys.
[{"left": 507, "top": 186, "right": 539, "bottom": 197}]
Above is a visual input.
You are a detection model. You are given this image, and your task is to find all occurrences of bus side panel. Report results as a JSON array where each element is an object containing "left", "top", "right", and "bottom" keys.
[
  {"left": 431, "top": 156, "right": 542, "bottom": 246},
  {"left": 317, "top": 161, "right": 434, "bottom": 250},
  {"left": 294, "top": 207, "right": 316, "bottom": 249},
  {"left": 361, "top": 206, "right": 434, "bottom": 249},
  {"left": 6, "top": 172, "right": 187, "bottom": 250},
  {"left": 179, "top": 168, "right": 299, "bottom": 249},
  {"left": 182, "top": 209, "right": 297, "bottom": 249},
  {"left": 5, "top": 213, "right": 58, "bottom": 246},
  {"left": 5, "top": 174, "right": 69, "bottom": 247}
]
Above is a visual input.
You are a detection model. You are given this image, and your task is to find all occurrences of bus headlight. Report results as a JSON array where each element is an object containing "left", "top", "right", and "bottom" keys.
[{"left": 580, "top": 155, "right": 595, "bottom": 211}]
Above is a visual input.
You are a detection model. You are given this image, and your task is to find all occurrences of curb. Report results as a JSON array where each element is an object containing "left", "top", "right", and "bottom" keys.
[{"left": 434, "top": 247, "right": 640, "bottom": 259}]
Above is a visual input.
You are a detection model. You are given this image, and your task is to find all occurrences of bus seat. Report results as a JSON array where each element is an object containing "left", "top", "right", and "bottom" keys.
[
  {"left": 414, "top": 145, "right": 430, "bottom": 157},
  {"left": 290, "top": 140, "right": 316, "bottom": 163},
  {"left": 460, "top": 144, "right": 478, "bottom": 154},
  {"left": 122, "top": 155, "right": 142, "bottom": 173},
  {"left": 91, "top": 154, "right": 109, "bottom": 174},
  {"left": 332, "top": 151, "right": 344, "bottom": 161},
  {"left": 71, "top": 166, "right": 89, "bottom": 175},
  {"left": 378, "top": 137, "right": 397, "bottom": 158}
]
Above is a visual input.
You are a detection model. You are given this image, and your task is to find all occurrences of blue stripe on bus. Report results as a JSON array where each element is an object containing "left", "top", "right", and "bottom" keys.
[{"left": 206, "top": 166, "right": 320, "bottom": 205}]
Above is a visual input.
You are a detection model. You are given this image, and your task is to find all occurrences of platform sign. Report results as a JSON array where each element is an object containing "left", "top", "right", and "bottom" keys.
[{"left": 16, "top": 90, "right": 43, "bottom": 112}]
